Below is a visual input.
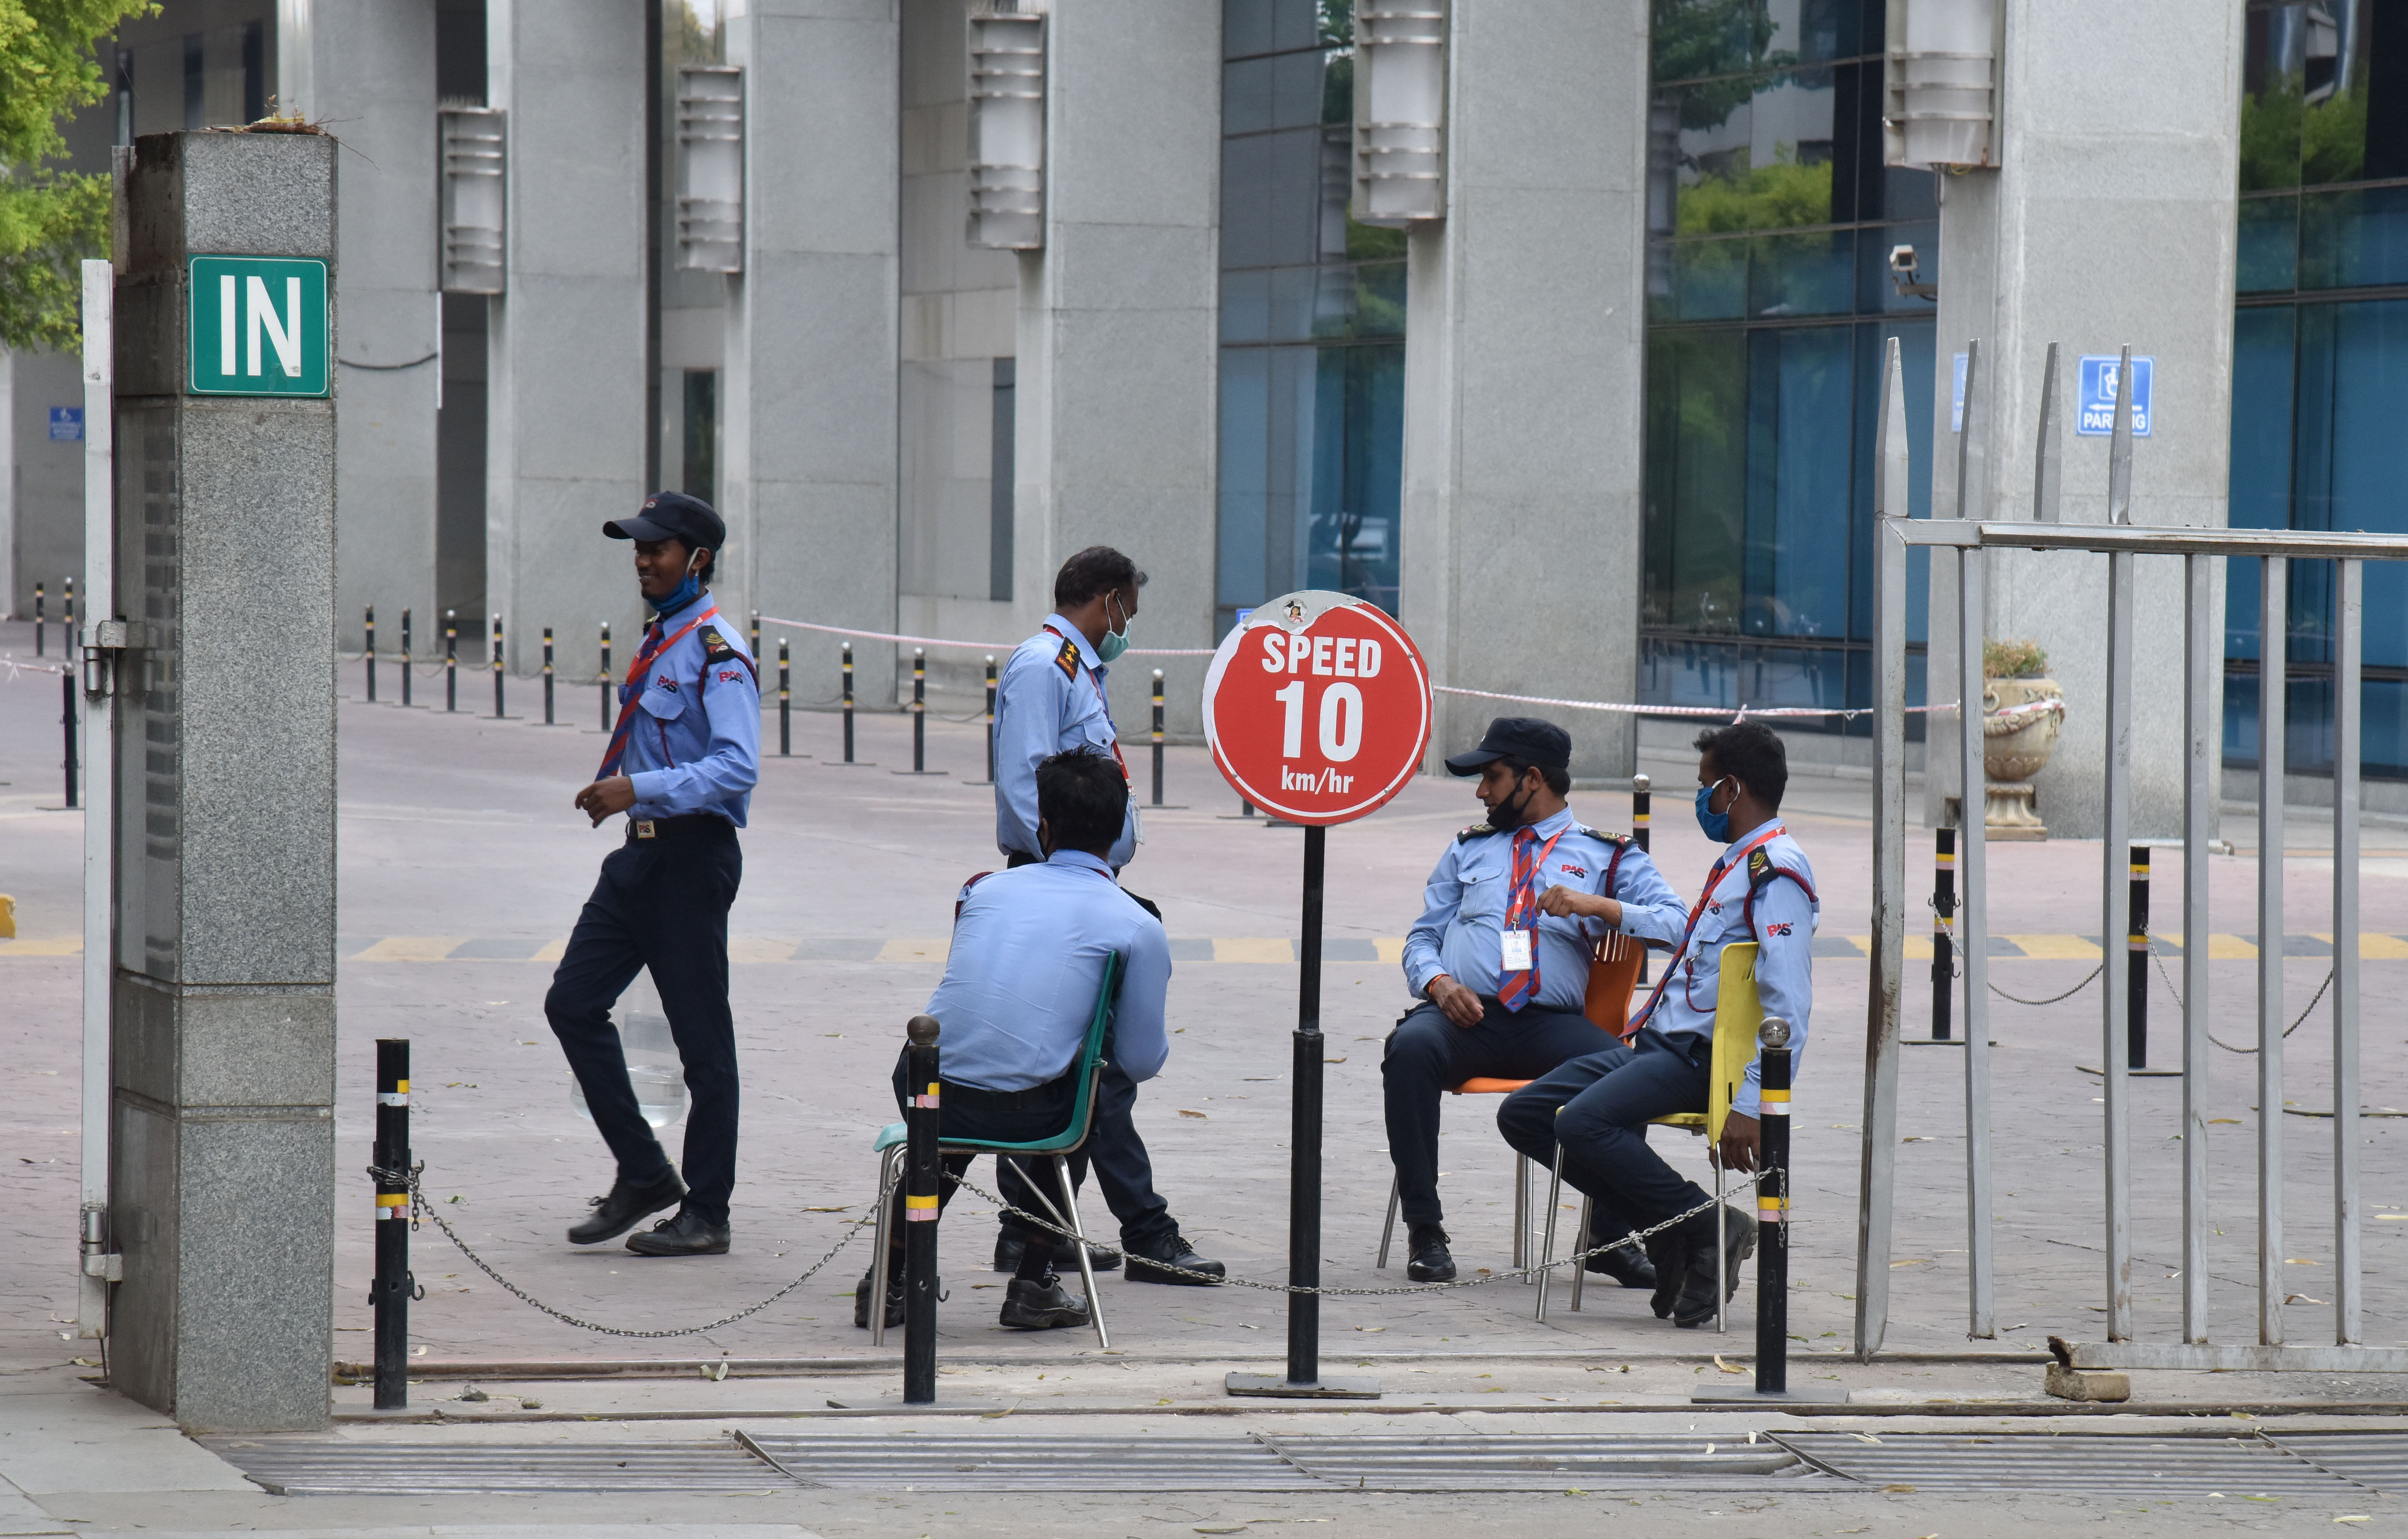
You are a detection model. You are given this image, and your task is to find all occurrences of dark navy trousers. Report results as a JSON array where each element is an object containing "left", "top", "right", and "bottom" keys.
[
  {"left": 545, "top": 817, "right": 743, "bottom": 1227},
  {"left": 1381, "top": 999, "right": 1611, "bottom": 1229},
  {"left": 1494, "top": 1031, "right": 1716, "bottom": 1247}
]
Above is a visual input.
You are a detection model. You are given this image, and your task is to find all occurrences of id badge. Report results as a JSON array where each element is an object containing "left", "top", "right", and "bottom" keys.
[{"left": 1500, "top": 928, "right": 1534, "bottom": 972}]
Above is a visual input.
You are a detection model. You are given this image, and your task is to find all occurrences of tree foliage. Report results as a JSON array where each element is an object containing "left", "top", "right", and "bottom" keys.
[{"left": 0, "top": 0, "right": 154, "bottom": 352}]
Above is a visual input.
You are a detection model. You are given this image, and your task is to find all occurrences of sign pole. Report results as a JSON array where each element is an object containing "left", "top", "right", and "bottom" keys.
[{"left": 1285, "top": 823, "right": 1326, "bottom": 1384}]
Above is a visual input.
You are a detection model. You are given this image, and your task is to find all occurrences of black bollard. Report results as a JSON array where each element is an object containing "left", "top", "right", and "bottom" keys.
[
  {"left": 1151, "top": 670, "right": 1166, "bottom": 807},
  {"left": 1932, "top": 826, "right": 1957, "bottom": 1042},
  {"left": 491, "top": 614, "right": 505, "bottom": 720},
  {"left": 842, "top": 643, "right": 856, "bottom": 762},
  {"left": 1754, "top": 1017, "right": 1793, "bottom": 1396},
  {"left": 1632, "top": 774, "right": 1651, "bottom": 984},
  {"left": 983, "top": 656, "right": 997, "bottom": 783},
  {"left": 371, "top": 1038, "right": 412, "bottom": 1410},
  {"left": 445, "top": 610, "right": 458, "bottom": 713},
  {"left": 32, "top": 582, "right": 42, "bottom": 656},
  {"left": 911, "top": 648, "right": 926, "bottom": 772},
  {"left": 61, "top": 664, "right": 77, "bottom": 808},
  {"left": 2129, "top": 845, "right": 2150, "bottom": 1070},
  {"left": 778, "top": 638, "right": 791, "bottom": 757},
  {"left": 401, "top": 609, "right": 413, "bottom": 708},
  {"left": 599, "top": 622, "right": 612, "bottom": 732},
  {"left": 903, "top": 1014, "right": 941, "bottom": 1404},
  {"left": 751, "top": 613, "right": 760, "bottom": 668},
  {"left": 63, "top": 577, "right": 72, "bottom": 651},
  {"left": 542, "top": 626, "right": 555, "bottom": 726},
  {"left": 365, "top": 606, "right": 377, "bottom": 703}
]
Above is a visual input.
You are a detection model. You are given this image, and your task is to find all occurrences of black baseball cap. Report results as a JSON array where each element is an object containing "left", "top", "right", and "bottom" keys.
[
  {"left": 1444, "top": 716, "right": 1572, "bottom": 776},
  {"left": 606, "top": 490, "right": 726, "bottom": 552}
]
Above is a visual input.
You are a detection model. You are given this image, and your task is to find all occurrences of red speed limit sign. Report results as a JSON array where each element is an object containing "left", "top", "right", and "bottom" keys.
[{"left": 1202, "top": 590, "right": 1431, "bottom": 825}]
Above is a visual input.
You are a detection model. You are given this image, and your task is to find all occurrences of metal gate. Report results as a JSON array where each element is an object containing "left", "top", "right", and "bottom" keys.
[{"left": 1856, "top": 336, "right": 2403, "bottom": 1371}]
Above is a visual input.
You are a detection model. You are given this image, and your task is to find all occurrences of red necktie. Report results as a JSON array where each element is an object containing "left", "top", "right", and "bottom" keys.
[{"left": 1497, "top": 828, "right": 1540, "bottom": 1012}]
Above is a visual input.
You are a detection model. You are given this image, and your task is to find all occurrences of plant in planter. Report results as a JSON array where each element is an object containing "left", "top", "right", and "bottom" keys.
[{"left": 1980, "top": 638, "right": 2064, "bottom": 840}]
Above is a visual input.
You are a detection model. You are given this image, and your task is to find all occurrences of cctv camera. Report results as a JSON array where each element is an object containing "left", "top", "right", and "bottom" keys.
[{"left": 1889, "top": 244, "right": 1919, "bottom": 276}]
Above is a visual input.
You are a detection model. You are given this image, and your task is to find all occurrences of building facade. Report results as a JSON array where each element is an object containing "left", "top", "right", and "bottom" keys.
[{"left": 8, "top": 0, "right": 2387, "bottom": 820}]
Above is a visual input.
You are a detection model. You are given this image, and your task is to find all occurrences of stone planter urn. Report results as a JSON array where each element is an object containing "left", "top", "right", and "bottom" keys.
[{"left": 1982, "top": 675, "right": 2064, "bottom": 840}]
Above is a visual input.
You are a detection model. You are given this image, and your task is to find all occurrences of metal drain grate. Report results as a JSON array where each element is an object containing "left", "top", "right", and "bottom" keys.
[
  {"left": 2264, "top": 1431, "right": 2408, "bottom": 1496},
  {"left": 1775, "top": 1432, "right": 2373, "bottom": 1497},
  {"left": 1261, "top": 1434, "right": 1806, "bottom": 1491},
  {"left": 738, "top": 1433, "right": 1316, "bottom": 1491},
  {"left": 202, "top": 1439, "right": 788, "bottom": 1496}
]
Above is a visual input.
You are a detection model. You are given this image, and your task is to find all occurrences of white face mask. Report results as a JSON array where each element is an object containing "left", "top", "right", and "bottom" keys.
[{"left": 1096, "top": 590, "right": 1134, "bottom": 663}]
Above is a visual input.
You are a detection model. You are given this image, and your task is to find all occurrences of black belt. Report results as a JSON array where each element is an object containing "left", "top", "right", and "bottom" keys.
[{"left": 625, "top": 813, "right": 734, "bottom": 842}]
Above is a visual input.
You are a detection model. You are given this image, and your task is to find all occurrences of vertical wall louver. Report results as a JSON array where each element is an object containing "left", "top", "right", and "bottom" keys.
[
  {"left": 677, "top": 65, "right": 745, "bottom": 273},
  {"left": 439, "top": 105, "right": 506, "bottom": 294},
  {"left": 967, "top": 9, "right": 1046, "bottom": 251},
  {"left": 1884, "top": 0, "right": 2000, "bottom": 169},
  {"left": 1352, "top": 1, "right": 1447, "bottom": 227}
]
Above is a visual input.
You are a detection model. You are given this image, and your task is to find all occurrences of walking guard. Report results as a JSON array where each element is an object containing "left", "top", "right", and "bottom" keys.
[
  {"left": 857, "top": 749, "right": 1176, "bottom": 1331},
  {"left": 1496, "top": 720, "right": 1817, "bottom": 1327},
  {"left": 983, "top": 545, "right": 1225, "bottom": 1285},
  {"left": 1386, "top": 716, "right": 1690, "bottom": 1284},
  {"left": 543, "top": 491, "right": 760, "bottom": 1257}
]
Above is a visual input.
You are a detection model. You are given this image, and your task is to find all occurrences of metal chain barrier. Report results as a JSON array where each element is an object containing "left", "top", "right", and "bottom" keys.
[
  {"left": 365, "top": 1161, "right": 895, "bottom": 1339},
  {"left": 1986, "top": 963, "right": 2103, "bottom": 1008},
  {"left": 946, "top": 1168, "right": 1770, "bottom": 1296}
]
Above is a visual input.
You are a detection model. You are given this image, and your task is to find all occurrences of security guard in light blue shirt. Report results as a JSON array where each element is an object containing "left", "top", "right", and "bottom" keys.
[
  {"left": 1498, "top": 720, "right": 1818, "bottom": 1331},
  {"left": 546, "top": 491, "right": 760, "bottom": 1262},
  {"left": 1385, "top": 716, "right": 1689, "bottom": 1285},
  {"left": 980, "top": 546, "right": 1224, "bottom": 1288}
]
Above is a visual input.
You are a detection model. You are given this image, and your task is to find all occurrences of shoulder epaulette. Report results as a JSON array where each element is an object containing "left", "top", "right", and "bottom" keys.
[
  {"left": 1054, "top": 636, "right": 1082, "bottom": 680},
  {"left": 1571, "top": 824, "right": 1629, "bottom": 846},
  {"left": 1455, "top": 822, "right": 1499, "bottom": 843},
  {"left": 700, "top": 625, "right": 736, "bottom": 664},
  {"left": 1746, "top": 847, "right": 1774, "bottom": 885}
]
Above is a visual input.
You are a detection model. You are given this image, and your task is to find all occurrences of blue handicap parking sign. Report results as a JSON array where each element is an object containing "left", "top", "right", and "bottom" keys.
[
  {"left": 2076, "top": 355, "right": 2152, "bottom": 437},
  {"left": 47, "top": 407, "right": 82, "bottom": 442}
]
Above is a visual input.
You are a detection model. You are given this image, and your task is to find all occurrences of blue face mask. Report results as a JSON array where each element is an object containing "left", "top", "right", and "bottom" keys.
[
  {"left": 651, "top": 551, "right": 708, "bottom": 619},
  {"left": 1694, "top": 779, "right": 1733, "bottom": 843}
]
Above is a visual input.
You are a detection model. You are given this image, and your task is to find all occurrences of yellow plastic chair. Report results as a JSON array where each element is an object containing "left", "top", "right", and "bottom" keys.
[
  {"left": 1536, "top": 941, "right": 1762, "bottom": 1327},
  {"left": 1376, "top": 931, "right": 1647, "bottom": 1274}
]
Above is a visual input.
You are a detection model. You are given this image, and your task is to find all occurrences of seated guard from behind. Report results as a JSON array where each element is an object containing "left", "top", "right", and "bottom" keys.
[
  {"left": 1495, "top": 721, "right": 1817, "bottom": 1328},
  {"left": 856, "top": 748, "right": 1175, "bottom": 1332},
  {"left": 1384, "top": 717, "right": 1689, "bottom": 1284}
]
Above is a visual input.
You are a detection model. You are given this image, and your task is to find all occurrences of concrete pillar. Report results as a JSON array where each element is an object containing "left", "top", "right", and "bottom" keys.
[
  {"left": 486, "top": 0, "right": 648, "bottom": 679},
  {"left": 108, "top": 129, "right": 339, "bottom": 1433},
  {"left": 1396, "top": 0, "right": 1651, "bottom": 780},
  {"left": 293, "top": 0, "right": 441, "bottom": 655},
  {"left": 1927, "top": 1, "right": 2241, "bottom": 838},
  {"left": 1011, "top": 0, "right": 1221, "bottom": 733},
  {"left": 724, "top": 0, "right": 900, "bottom": 694}
]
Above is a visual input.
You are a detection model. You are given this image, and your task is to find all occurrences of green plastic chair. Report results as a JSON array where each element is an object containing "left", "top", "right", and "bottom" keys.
[{"left": 868, "top": 949, "right": 1125, "bottom": 1349}]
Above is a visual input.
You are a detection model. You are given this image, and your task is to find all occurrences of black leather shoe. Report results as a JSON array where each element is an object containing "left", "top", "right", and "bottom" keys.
[
  {"left": 1405, "top": 1223, "right": 1456, "bottom": 1283},
  {"left": 993, "top": 1230, "right": 1122, "bottom": 1274},
  {"left": 998, "top": 1273, "right": 1091, "bottom": 1330},
  {"left": 567, "top": 1171, "right": 686, "bottom": 1245},
  {"left": 625, "top": 1206, "right": 731, "bottom": 1256},
  {"left": 1585, "top": 1236, "right": 1658, "bottom": 1290},
  {"left": 1124, "top": 1232, "right": 1224, "bottom": 1285},
  {"left": 853, "top": 1264, "right": 906, "bottom": 1329},
  {"left": 1672, "top": 1207, "right": 1758, "bottom": 1328},
  {"left": 1645, "top": 1228, "right": 1691, "bottom": 1319}
]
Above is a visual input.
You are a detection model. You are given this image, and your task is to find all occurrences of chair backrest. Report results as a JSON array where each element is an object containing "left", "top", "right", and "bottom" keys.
[
  {"left": 1583, "top": 929, "right": 1647, "bottom": 1036},
  {"left": 1055, "top": 948, "right": 1127, "bottom": 1147},
  {"left": 1706, "top": 940, "right": 1763, "bottom": 1143}
]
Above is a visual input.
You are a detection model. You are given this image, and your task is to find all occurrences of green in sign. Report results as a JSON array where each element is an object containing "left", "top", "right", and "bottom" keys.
[{"left": 188, "top": 256, "right": 330, "bottom": 398}]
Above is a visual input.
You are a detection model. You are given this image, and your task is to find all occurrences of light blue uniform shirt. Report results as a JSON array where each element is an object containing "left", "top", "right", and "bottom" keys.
[
  {"left": 618, "top": 598, "right": 761, "bottom": 827},
  {"left": 1631, "top": 824, "right": 1818, "bottom": 1118},
  {"left": 925, "top": 850, "right": 1174, "bottom": 1093},
  {"left": 1401, "top": 805, "right": 1689, "bottom": 1013},
  {"left": 993, "top": 614, "right": 1138, "bottom": 867}
]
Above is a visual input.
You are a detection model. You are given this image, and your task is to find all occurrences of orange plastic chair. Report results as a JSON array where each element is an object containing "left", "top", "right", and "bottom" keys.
[{"left": 1376, "top": 930, "right": 1648, "bottom": 1271}]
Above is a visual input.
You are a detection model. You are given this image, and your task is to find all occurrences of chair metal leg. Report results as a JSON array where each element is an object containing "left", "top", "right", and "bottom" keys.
[
  {"left": 1537, "top": 1141, "right": 1567, "bottom": 1323},
  {"left": 1712, "top": 1150, "right": 1726, "bottom": 1334},
  {"left": 1513, "top": 1152, "right": 1530, "bottom": 1273},
  {"left": 1569, "top": 1194, "right": 1592, "bottom": 1312},
  {"left": 1377, "top": 1173, "right": 1400, "bottom": 1269},
  {"left": 1052, "top": 1155, "right": 1110, "bottom": 1352},
  {"left": 870, "top": 1144, "right": 903, "bottom": 1348}
]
